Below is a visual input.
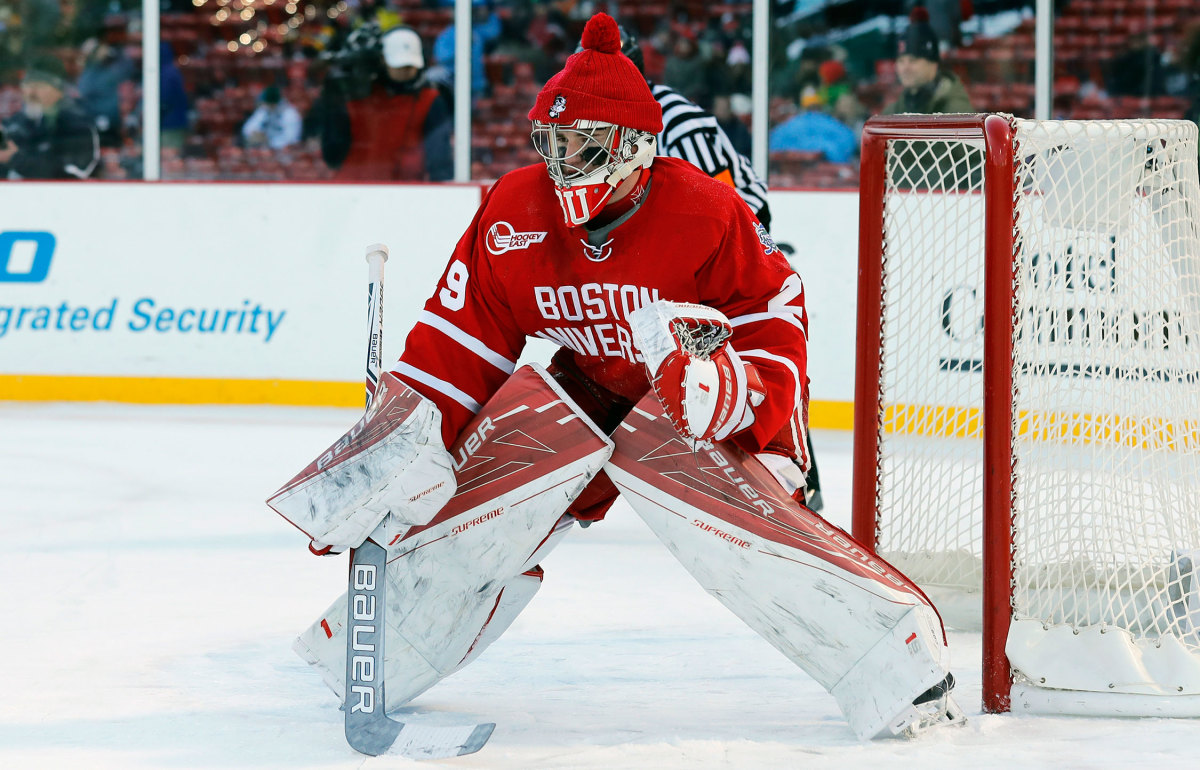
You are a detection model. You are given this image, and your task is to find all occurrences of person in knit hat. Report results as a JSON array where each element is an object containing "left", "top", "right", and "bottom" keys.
[
  {"left": 312, "top": 24, "right": 453, "bottom": 181},
  {"left": 527, "top": 12, "right": 662, "bottom": 226},
  {"left": 281, "top": 12, "right": 962, "bottom": 745},
  {"left": 882, "top": 5, "right": 973, "bottom": 115}
]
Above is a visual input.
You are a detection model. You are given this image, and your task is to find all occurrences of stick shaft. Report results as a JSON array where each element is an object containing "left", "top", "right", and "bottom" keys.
[
  {"left": 347, "top": 243, "right": 394, "bottom": 753},
  {"left": 364, "top": 244, "right": 389, "bottom": 408}
]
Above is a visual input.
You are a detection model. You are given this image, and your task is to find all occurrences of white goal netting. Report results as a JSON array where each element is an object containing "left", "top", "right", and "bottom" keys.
[{"left": 868, "top": 117, "right": 1200, "bottom": 704}]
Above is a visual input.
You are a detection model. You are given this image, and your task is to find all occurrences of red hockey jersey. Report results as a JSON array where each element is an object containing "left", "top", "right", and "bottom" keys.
[{"left": 392, "top": 157, "right": 808, "bottom": 453}]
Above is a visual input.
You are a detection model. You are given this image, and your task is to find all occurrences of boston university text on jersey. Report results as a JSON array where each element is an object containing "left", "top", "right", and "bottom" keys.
[{"left": 533, "top": 282, "right": 661, "bottom": 364}]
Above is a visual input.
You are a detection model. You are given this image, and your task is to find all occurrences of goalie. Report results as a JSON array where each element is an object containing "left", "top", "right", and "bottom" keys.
[{"left": 269, "top": 12, "right": 962, "bottom": 742}]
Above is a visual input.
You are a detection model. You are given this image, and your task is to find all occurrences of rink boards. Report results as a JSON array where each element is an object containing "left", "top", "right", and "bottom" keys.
[{"left": 0, "top": 183, "right": 859, "bottom": 428}]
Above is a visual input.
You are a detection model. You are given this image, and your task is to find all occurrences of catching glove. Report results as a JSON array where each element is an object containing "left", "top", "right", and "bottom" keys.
[{"left": 629, "top": 300, "right": 764, "bottom": 442}]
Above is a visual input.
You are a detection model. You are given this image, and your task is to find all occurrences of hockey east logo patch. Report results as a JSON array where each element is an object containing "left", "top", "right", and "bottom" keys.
[
  {"left": 754, "top": 223, "right": 778, "bottom": 255},
  {"left": 485, "top": 221, "right": 548, "bottom": 255}
]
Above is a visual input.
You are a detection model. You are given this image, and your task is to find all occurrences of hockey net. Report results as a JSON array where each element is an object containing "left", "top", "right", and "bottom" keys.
[{"left": 853, "top": 114, "right": 1200, "bottom": 715}]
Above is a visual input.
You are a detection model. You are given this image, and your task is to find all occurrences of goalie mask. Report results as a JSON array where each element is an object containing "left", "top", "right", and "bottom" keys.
[
  {"left": 527, "top": 12, "right": 663, "bottom": 226},
  {"left": 531, "top": 119, "right": 656, "bottom": 226}
]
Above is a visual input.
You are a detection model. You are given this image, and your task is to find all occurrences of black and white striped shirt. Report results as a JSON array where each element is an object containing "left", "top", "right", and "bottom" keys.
[{"left": 652, "top": 83, "right": 769, "bottom": 224}]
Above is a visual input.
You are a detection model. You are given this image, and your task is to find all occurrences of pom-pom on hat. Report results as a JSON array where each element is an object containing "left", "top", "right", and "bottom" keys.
[
  {"left": 528, "top": 12, "right": 662, "bottom": 133},
  {"left": 899, "top": 5, "right": 941, "bottom": 62},
  {"left": 818, "top": 59, "right": 847, "bottom": 84}
]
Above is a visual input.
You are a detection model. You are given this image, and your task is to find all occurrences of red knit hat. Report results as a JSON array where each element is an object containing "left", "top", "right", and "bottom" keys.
[
  {"left": 818, "top": 59, "right": 847, "bottom": 85},
  {"left": 528, "top": 13, "right": 663, "bottom": 133}
]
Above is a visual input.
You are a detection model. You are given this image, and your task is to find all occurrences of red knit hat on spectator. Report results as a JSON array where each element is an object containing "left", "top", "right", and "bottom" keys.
[
  {"left": 818, "top": 59, "right": 847, "bottom": 85},
  {"left": 528, "top": 12, "right": 662, "bottom": 133}
]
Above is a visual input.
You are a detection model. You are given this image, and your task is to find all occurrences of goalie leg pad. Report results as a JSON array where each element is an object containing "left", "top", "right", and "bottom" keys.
[
  {"left": 453, "top": 512, "right": 575, "bottom": 673},
  {"left": 828, "top": 603, "right": 960, "bottom": 739},
  {"left": 294, "top": 514, "right": 577, "bottom": 709},
  {"left": 607, "top": 394, "right": 958, "bottom": 741},
  {"left": 295, "top": 365, "right": 611, "bottom": 710}
]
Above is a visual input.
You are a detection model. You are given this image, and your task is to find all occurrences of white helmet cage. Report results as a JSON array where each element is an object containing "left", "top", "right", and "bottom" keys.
[{"left": 531, "top": 119, "right": 656, "bottom": 190}]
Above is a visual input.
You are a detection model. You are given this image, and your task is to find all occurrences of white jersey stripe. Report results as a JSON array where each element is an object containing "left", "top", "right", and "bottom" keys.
[
  {"left": 393, "top": 362, "right": 482, "bottom": 413},
  {"left": 739, "top": 349, "right": 803, "bottom": 406},
  {"left": 418, "top": 310, "right": 516, "bottom": 374},
  {"left": 731, "top": 310, "right": 807, "bottom": 336}
]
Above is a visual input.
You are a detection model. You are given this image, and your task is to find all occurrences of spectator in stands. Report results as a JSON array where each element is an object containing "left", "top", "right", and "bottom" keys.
[
  {"left": 712, "top": 93, "right": 752, "bottom": 158},
  {"left": 768, "top": 91, "right": 858, "bottom": 164},
  {"left": 882, "top": 7, "right": 972, "bottom": 115},
  {"left": 315, "top": 25, "right": 452, "bottom": 181},
  {"left": 723, "top": 39, "right": 752, "bottom": 97},
  {"left": 242, "top": 85, "right": 302, "bottom": 150},
  {"left": 159, "top": 42, "right": 190, "bottom": 152},
  {"left": 18, "top": 0, "right": 60, "bottom": 56},
  {"left": 832, "top": 90, "right": 868, "bottom": 143},
  {"left": 913, "top": 0, "right": 964, "bottom": 50},
  {"left": 816, "top": 59, "right": 852, "bottom": 110},
  {"left": 0, "top": 54, "right": 99, "bottom": 179},
  {"left": 663, "top": 29, "right": 710, "bottom": 109},
  {"left": 815, "top": 59, "right": 867, "bottom": 140},
  {"left": 429, "top": 1, "right": 500, "bottom": 99},
  {"left": 1108, "top": 34, "right": 1169, "bottom": 98},
  {"left": 1182, "top": 22, "right": 1200, "bottom": 128},
  {"left": 77, "top": 38, "right": 133, "bottom": 148},
  {"left": 490, "top": 1, "right": 557, "bottom": 83}
]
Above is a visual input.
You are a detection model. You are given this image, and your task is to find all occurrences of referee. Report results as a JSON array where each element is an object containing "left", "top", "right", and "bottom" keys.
[{"left": 617, "top": 34, "right": 771, "bottom": 230}]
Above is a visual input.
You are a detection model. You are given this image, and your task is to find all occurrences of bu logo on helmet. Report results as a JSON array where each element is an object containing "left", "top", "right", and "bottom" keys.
[
  {"left": 548, "top": 95, "right": 567, "bottom": 119},
  {"left": 485, "top": 221, "right": 548, "bottom": 255}
]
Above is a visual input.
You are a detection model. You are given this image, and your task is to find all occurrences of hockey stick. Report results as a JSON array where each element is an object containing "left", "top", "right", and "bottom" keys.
[{"left": 342, "top": 243, "right": 495, "bottom": 758}]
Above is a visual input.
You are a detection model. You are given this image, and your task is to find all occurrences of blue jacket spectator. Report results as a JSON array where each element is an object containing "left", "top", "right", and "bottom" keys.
[
  {"left": 431, "top": 5, "right": 500, "bottom": 97},
  {"left": 768, "top": 110, "right": 857, "bottom": 163},
  {"left": 77, "top": 40, "right": 134, "bottom": 147},
  {"left": 160, "top": 42, "right": 190, "bottom": 147}
]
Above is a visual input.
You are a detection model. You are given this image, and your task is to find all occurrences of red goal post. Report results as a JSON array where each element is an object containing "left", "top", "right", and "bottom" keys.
[{"left": 852, "top": 113, "right": 1200, "bottom": 716}]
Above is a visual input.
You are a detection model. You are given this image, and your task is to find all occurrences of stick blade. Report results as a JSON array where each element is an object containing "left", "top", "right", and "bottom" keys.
[
  {"left": 390, "top": 721, "right": 495, "bottom": 759},
  {"left": 346, "top": 716, "right": 495, "bottom": 759}
]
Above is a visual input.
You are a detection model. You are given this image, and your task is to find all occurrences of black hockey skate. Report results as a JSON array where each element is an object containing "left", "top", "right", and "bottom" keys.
[{"left": 887, "top": 673, "right": 967, "bottom": 738}]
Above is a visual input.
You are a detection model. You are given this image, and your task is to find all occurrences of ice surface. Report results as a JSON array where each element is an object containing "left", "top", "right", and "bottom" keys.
[{"left": 2, "top": 404, "right": 1198, "bottom": 769}]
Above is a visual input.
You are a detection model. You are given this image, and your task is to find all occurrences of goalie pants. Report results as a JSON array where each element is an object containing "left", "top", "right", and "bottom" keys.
[{"left": 546, "top": 347, "right": 637, "bottom": 522}]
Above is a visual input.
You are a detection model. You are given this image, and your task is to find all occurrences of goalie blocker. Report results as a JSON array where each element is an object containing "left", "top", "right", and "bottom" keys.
[{"left": 266, "top": 372, "right": 457, "bottom": 554}]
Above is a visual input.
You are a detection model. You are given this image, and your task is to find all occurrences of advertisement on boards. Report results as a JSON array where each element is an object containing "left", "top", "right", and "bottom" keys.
[
  {"left": 0, "top": 183, "right": 480, "bottom": 399},
  {"left": 2, "top": 185, "right": 868, "bottom": 421}
]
